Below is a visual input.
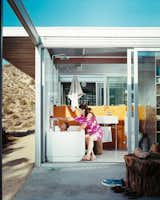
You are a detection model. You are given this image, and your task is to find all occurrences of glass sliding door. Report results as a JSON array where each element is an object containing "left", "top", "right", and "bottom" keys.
[
  {"left": 132, "top": 49, "right": 160, "bottom": 151},
  {"left": 108, "top": 77, "right": 127, "bottom": 105}
]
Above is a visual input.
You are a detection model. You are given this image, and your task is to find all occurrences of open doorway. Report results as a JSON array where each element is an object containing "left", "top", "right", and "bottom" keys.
[{"left": 47, "top": 48, "right": 128, "bottom": 163}]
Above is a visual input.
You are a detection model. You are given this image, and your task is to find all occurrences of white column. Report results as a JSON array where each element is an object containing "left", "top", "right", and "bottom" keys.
[
  {"left": 134, "top": 50, "right": 139, "bottom": 149},
  {"left": 127, "top": 49, "right": 132, "bottom": 153},
  {"left": 35, "top": 46, "right": 42, "bottom": 166},
  {"left": 41, "top": 48, "right": 46, "bottom": 163},
  {"left": 41, "top": 48, "right": 56, "bottom": 163}
]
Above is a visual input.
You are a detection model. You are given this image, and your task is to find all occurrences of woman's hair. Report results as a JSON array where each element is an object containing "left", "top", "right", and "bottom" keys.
[{"left": 79, "top": 104, "right": 92, "bottom": 117}]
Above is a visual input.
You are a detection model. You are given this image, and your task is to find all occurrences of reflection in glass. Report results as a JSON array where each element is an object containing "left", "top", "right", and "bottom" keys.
[
  {"left": 108, "top": 77, "right": 127, "bottom": 105},
  {"left": 138, "top": 51, "right": 157, "bottom": 144}
]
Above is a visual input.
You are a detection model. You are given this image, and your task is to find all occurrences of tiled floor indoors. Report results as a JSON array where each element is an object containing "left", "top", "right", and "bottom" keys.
[
  {"left": 94, "top": 150, "right": 127, "bottom": 163},
  {"left": 45, "top": 150, "right": 127, "bottom": 169}
]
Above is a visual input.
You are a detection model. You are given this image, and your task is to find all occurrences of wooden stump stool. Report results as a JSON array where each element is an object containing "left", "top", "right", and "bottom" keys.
[
  {"left": 124, "top": 154, "right": 160, "bottom": 196},
  {"left": 93, "top": 140, "right": 103, "bottom": 155}
]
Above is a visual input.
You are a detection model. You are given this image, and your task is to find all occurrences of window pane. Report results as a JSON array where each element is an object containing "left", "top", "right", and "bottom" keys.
[
  {"left": 80, "top": 82, "right": 96, "bottom": 105},
  {"left": 62, "top": 82, "right": 71, "bottom": 105},
  {"left": 61, "top": 82, "right": 96, "bottom": 105},
  {"left": 97, "top": 82, "right": 104, "bottom": 105},
  {"left": 108, "top": 77, "right": 127, "bottom": 105}
]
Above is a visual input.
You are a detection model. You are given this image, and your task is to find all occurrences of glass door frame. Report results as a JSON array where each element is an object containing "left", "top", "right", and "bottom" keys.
[{"left": 127, "top": 48, "right": 160, "bottom": 153}]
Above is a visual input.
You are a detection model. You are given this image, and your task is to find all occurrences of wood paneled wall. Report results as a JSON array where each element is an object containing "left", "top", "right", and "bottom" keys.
[{"left": 3, "top": 37, "right": 35, "bottom": 78}]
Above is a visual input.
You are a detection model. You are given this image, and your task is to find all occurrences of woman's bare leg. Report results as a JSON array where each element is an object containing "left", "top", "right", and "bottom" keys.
[
  {"left": 82, "top": 134, "right": 90, "bottom": 160},
  {"left": 85, "top": 134, "right": 90, "bottom": 147},
  {"left": 83, "top": 135, "right": 97, "bottom": 160},
  {"left": 87, "top": 135, "right": 97, "bottom": 154},
  {"left": 85, "top": 135, "right": 96, "bottom": 159},
  {"left": 91, "top": 150, "right": 96, "bottom": 160}
]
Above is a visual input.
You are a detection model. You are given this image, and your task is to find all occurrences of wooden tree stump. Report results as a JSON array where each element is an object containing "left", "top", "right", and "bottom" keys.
[
  {"left": 93, "top": 140, "right": 103, "bottom": 155},
  {"left": 124, "top": 154, "right": 160, "bottom": 196}
]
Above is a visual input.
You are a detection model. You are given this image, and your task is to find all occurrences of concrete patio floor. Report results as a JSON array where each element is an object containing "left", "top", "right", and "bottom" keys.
[{"left": 14, "top": 162, "right": 159, "bottom": 200}]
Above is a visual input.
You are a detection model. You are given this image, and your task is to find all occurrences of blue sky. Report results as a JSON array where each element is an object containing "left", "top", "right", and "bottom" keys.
[{"left": 3, "top": 0, "right": 160, "bottom": 26}]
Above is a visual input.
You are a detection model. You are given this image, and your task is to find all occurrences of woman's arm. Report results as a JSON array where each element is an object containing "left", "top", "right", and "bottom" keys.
[
  {"left": 77, "top": 124, "right": 87, "bottom": 131},
  {"left": 53, "top": 116, "right": 75, "bottom": 121},
  {"left": 66, "top": 116, "right": 74, "bottom": 121}
]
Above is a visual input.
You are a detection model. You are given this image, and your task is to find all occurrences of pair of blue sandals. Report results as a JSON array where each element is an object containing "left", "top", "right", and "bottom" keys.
[
  {"left": 101, "top": 178, "right": 143, "bottom": 198},
  {"left": 101, "top": 178, "right": 124, "bottom": 187}
]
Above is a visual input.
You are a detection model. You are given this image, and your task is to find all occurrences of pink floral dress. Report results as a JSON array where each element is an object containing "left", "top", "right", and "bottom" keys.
[{"left": 74, "top": 113, "right": 104, "bottom": 141}]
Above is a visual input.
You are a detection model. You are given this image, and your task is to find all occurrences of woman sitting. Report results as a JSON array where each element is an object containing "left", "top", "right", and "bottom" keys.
[{"left": 68, "top": 104, "right": 104, "bottom": 161}]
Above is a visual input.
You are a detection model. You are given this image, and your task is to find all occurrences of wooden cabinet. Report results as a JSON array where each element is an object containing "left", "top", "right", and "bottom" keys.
[
  {"left": 103, "top": 120, "right": 127, "bottom": 150},
  {"left": 117, "top": 125, "right": 127, "bottom": 150}
]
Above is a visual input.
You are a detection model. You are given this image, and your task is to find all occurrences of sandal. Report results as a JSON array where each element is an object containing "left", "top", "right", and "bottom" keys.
[{"left": 111, "top": 186, "right": 125, "bottom": 193}]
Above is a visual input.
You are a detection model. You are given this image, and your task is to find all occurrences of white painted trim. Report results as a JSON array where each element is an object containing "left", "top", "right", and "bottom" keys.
[
  {"left": 134, "top": 48, "right": 160, "bottom": 51},
  {"left": 4, "top": 27, "right": 160, "bottom": 37},
  {"left": 42, "top": 48, "right": 45, "bottom": 163},
  {"left": 133, "top": 50, "right": 139, "bottom": 149},
  {"left": 35, "top": 46, "right": 42, "bottom": 167},
  {"left": 4, "top": 27, "right": 160, "bottom": 48},
  {"left": 3, "top": 27, "right": 28, "bottom": 36},
  {"left": 37, "top": 27, "right": 160, "bottom": 37},
  {"left": 41, "top": 38, "right": 160, "bottom": 48},
  {"left": 42, "top": 48, "right": 53, "bottom": 163},
  {"left": 127, "top": 49, "right": 132, "bottom": 153}
]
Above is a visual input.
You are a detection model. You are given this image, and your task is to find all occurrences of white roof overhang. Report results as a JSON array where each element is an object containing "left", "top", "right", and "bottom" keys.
[{"left": 3, "top": 27, "right": 160, "bottom": 48}]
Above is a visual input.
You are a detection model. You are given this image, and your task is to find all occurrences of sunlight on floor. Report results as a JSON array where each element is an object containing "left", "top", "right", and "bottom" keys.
[
  {"left": 44, "top": 150, "right": 128, "bottom": 169},
  {"left": 95, "top": 150, "right": 127, "bottom": 163}
]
